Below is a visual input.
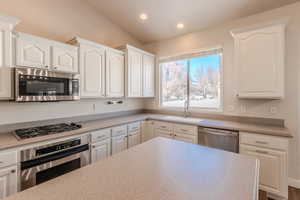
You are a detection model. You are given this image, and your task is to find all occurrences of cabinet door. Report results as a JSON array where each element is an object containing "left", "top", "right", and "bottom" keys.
[
  {"left": 0, "top": 68, "right": 13, "bottom": 100},
  {"left": 174, "top": 134, "right": 196, "bottom": 144},
  {"left": 15, "top": 33, "right": 50, "bottom": 68},
  {"left": 141, "top": 121, "right": 155, "bottom": 142},
  {"left": 79, "top": 44, "right": 105, "bottom": 98},
  {"left": 128, "top": 133, "right": 141, "bottom": 148},
  {"left": 111, "top": 135, "right": 128, "bottom": 155},
  {"left": 143, "top": 54, "right": 155, "bottom": 97},
  {"left": 127, "top": 49, "right": 143, "bottom": 97},
  {"left": 106, "top": 50, "right": 125, "bottom": 97},
  {"left": 240, "top": 145, "right": 288, "bottom": 198},
  {"left": 91, "top": 139, "right": 111, "bottom": 163},
  {"left": 155, "top": 129, "right": 173, "bottom": 139},
  {"left": 52, "top": 45, "right": 78, "bottom": 73},
  {"left": 233, "top": 24, "right": 285, "bottom": 99},
  {"left": 0, "top": 165, "right": 17, "bottom": 199}
]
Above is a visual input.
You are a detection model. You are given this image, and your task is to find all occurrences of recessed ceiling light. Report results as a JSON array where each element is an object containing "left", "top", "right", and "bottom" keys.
[
  {"left": 177, "top": 23, "right": 184, "bottom": 29},
  {"left": 140, "top": 13, "right": 148, "bottom": 20}
]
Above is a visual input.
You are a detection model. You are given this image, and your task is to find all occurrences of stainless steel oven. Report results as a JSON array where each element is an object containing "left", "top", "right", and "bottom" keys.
[
  {"left": 20, "top": 135, "right": 90, "bottom": 191},
  {"left": 15, "top": 67, "right": 80, "bottom": 102}
]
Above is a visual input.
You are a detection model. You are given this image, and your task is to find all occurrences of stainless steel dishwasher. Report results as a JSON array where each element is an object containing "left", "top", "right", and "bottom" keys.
[{"left": 198, "top": 127, "right": 239, "bottom": 153}]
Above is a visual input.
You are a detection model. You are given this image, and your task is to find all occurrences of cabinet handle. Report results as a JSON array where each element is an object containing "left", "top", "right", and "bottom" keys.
[
  {"left": 0, "top": 161, "right": 3, "bottom": 164},
  {"left": 54, "top": 67, "right": 58, "bottom": 70},
  {"left": 11, "top": 169, "right": 16, "bottom": 173},
  {"left": 174, "top": 134, "right": 177, "bottom": 136},
  {"left": 181, "top": 129, "right": 188, "bottom": 132},
  {"left": 255, "top": 141, "right": 268, "bottom": 145},
  {"left": 160, "top": 126, "right": 166, "bottom": 129},
  {"left": 92, "top": 145, "right": 96, "bottom": 148},
  {"left": 255, "top": 150, "right": 269, "bottom": 154}
]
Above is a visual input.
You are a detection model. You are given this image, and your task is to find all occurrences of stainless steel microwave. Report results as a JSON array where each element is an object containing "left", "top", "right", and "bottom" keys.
[{"left": 15, "top": 67, "right": 80, "bottom": 102}]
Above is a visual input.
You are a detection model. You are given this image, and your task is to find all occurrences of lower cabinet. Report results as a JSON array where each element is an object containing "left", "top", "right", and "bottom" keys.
[
  {"left": 141, "top": 120, "right": 155, "bottom": 142},
  {"left": 153, "top": 121, "right": 198, "bottom": 144},
  {"left": 239, "top": 132, "right": 288, "bottom": 199},
  {"left": 91, "top": 139, "right": 111, "bottom": 163},
  {"left": 111, "top": 135, "right": 128, "bottom": 155},
  {"left": 128, "top": 132, "right": 141, "bottom": 148},
  {"left": 0, "top": 165, "right": 17, "bottom": 199}
]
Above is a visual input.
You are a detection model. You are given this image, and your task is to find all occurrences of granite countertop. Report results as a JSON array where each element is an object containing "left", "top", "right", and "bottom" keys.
[
  {"left": 5, "top": 138, "right": 259, "bottom": 200},
  {"left": 0, "top": 113, "right": 291, "bottom": 151}
]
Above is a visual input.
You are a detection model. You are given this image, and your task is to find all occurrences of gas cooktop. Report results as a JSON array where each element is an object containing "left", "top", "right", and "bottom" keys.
[{"left": 14, "top": 123, "right": 82, "bottom": 140}]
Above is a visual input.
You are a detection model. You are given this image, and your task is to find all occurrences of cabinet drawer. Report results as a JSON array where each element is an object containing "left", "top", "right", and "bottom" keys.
[
  {"left": 154, "top": 121, "right": 173, "bottom": 132},
  {"left": 128, "top": 122, "right": 141, "bottom": 133},
  {"left": 174, "top": 124, "right": 197, "bottom": 136},
  {"left": 240, "top": 132, "right": 288, "bottom": 151},
  {"left": 112, "top": 125, "right": 127, "bottom": 137},
  {"left": 155, "top": 129, "right": 173, "bottom": 139},
  {"left": 0, "top": 151, "right": 17, "bottom": 168},
  {"left": 91, "top": 129, "right": 111, "bottom": 143}
]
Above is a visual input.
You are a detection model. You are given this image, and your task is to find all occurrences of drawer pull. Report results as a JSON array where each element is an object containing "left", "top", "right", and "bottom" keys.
[
  {"left": 255, "top": 150, "right": 269, "bottom": 154},
  {"left": 0, "top": 161, "right": 2, "bottom": 164},
  {"left": 181, "top": 129, "right": 188, "bottom": 132},
  {"left": 160, "top": 126, "right": 167, "bottom": 129},
  {"left": 11, "top": 169, "right": 15, "bottom": 173},
  {"left": 255, "top": 141, "right": 268, "bottom": 145}
]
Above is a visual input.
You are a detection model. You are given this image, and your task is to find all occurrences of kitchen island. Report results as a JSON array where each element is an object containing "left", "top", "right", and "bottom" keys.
[{"left": 5, "top": 138, "right": 259, "bottom": 200}]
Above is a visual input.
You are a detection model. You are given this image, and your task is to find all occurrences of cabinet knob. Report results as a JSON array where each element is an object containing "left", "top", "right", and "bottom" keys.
[
  {"left": 11, "top": 169, "right": 16, "bottom": 173},
  {"left": 92, "top": 145, "right": 96, "bottom": 148}
]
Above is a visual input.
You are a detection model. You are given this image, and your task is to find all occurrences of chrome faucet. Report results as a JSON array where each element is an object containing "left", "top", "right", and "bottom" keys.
[{"left": 184, "top": 100, "right": 190, "bottom": 118}]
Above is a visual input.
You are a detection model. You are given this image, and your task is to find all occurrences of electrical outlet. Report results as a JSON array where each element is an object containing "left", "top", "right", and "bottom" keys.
[
  {"left": 270, "top": 106, "right": 278, "bottom": 114},
  {"left": 228, "top": 105, "right": 235, "bottom": 112}
]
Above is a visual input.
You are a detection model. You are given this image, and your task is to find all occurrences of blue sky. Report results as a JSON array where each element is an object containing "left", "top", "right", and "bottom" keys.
[{"left": 190, "top": 54, "right": 221, "bottom": 70}]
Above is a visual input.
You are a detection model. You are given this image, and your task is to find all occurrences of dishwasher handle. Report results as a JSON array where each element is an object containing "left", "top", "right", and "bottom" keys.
[{"left": 201, "top": 128, "right": 238, "bottom": 137}]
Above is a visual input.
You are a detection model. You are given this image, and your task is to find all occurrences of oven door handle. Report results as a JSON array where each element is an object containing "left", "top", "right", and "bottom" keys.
[{"left": 21, "top": 144, "right": 89, "bottom": 170}]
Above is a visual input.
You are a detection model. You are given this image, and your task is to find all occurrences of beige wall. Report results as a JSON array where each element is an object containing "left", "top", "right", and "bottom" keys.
[
  {"left": 0, "top": 0, "right": 142, "bottom": 48},
  {"left": 0, "top": 0, "right": 144, "bottom": 125},
  {"left": 144, "top": 2, "right": 300, "bottom": 181}
]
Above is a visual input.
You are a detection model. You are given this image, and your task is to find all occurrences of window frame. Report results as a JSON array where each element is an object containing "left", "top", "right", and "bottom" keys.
[{"left": 158, "top": 48, "right": 224, "bottom": 113}]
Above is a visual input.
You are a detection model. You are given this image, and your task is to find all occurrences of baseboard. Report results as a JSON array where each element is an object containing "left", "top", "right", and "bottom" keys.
[{"left": 289, "top": 177, "right": 300, "bottom": 189}]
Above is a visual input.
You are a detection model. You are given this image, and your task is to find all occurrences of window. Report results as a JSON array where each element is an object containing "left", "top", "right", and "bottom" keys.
[{"left": 160, "top": 49, "right": 222, "bottom": 111}]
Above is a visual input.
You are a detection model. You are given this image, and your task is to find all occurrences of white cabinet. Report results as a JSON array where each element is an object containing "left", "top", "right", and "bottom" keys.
[
  {"left": 142, "top": 54, "right": 155, "bottom": 97},
  {"left": 0, "top": 68, "right": 13, "bottom": 100},
  {"left": 239, "top": 132, "right": 288, "bottom": 199},
  {"left": 15, "top": 32, "right": 51, "bottom": 68},
  {"left": 15, "top": 32, "right": 79, "bottom": 73},
  {"left": 51, "top": 44, "right": 78, "bottom": 73},
  {"left": 91, "top": 139, "right": 111, "bottom": 163},
  {"left": 111, "top": 135, "right": 128, "bottom": 155},
  {"left": 141, "top": 120, "right": 155, "bottom": 142},
  {"left": 0, "top": 165, "right": 17, "bottom": 199},
  {"left": 127, "top": 49, "right": 143, "bottom": 97},
  {"left": 75, "top": 39, "right": 106, "bottom": 98},
  {"left": 128, "top": 133, "right": 141, "bottom": 148},
  {"left": 231, "top": 22, "right": 286, "bottom": 99},
  {"left": 127, "top": 122, "right": 141, "bottom": 148},
  {"left": 153, "top": 121, "right": 198, "bottom": 144},
  {"left": 122, "top": 45, "right": 155, "bottom": 98},
  {"left": 106, "top": 49, "right": 125, "bottom": 97}
]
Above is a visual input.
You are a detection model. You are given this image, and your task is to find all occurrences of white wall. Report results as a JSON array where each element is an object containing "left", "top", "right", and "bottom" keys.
[
  {"left": 0, "top": 99, "right": 144, "bottom": 125},
  {"left": 144, "top": 2, "right": 300, "bottom": 182}
]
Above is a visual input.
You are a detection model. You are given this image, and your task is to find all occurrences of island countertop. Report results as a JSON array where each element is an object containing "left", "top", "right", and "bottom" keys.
[{"left": 5, "top": 138, "right": 259, "bottom": 200}]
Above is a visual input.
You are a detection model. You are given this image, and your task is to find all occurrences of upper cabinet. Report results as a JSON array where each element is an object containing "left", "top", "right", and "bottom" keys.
[
  {"left": 70, "top": 37, "right": 125, "bottom": 98},
  {"left": 15, "top": 32, "right": 51, "bottom": 68},
  {"left": 14, "top": 32, "right": 78, "bottom": 73},
  {"left": 121, "top": 45, "right": 155, "bottom": 98},
  {"left": 106, "top": 49, "right": 125, "bottom": 97},
  {"left": 127, "top": 49, "right": 143, "bottom": 97},
  {"left": 231, "top": 21, "right": 287, "bottom": 99},
  {"left": 0, "top": 14, "right": 20, "bottom": 100},
  {"left": 143, "top": 54, "right": 155, "bottom": 97},
  {"left": 51, "top": 43, "right": 78, "bottom": 73}
]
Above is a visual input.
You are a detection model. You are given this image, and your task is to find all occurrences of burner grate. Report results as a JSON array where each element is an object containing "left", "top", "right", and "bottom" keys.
[{"left": 14, "top": 123, "right": 82, "bottom": 140}]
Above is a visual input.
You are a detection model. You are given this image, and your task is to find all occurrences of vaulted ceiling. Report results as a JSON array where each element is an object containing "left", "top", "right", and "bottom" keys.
[{"left": 86, "top": 0, "right": 300, "bottom": 44}]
